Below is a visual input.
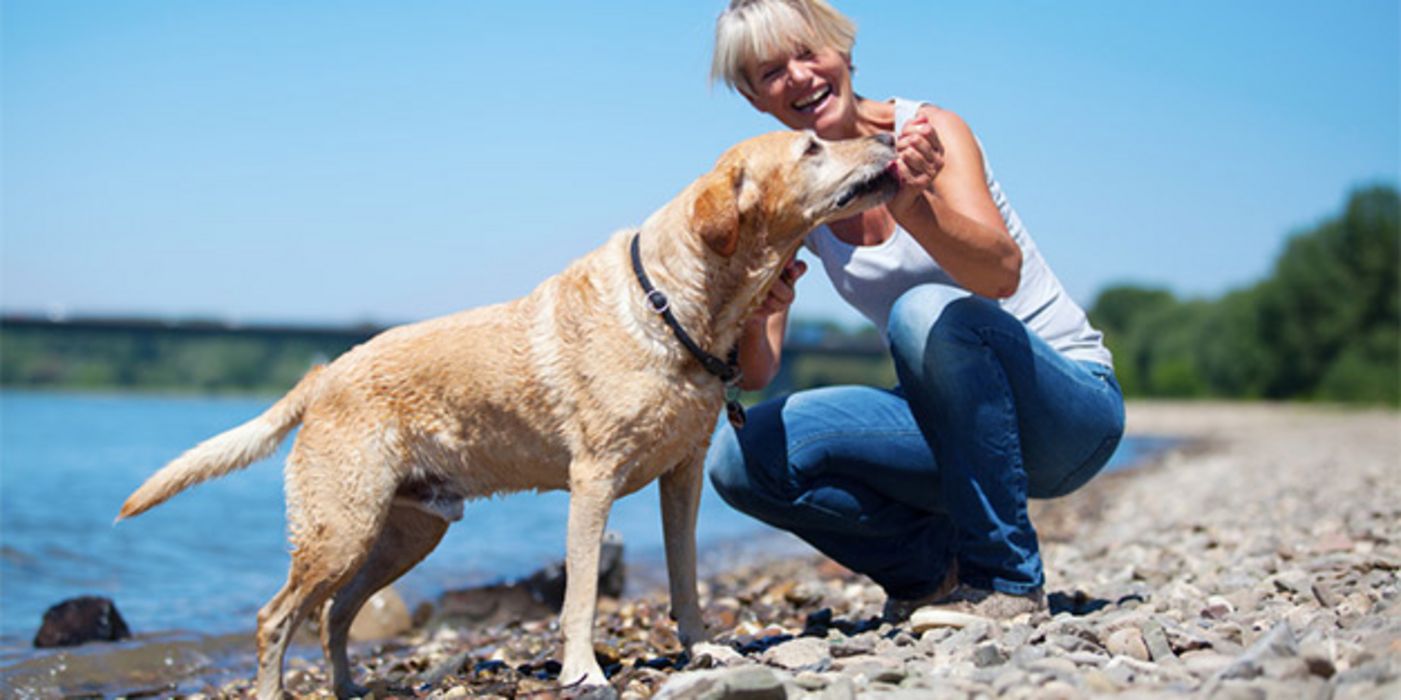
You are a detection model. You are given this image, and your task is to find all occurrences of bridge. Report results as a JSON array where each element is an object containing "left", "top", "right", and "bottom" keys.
[{"left": 0, "top": 313, "right": 889, "bottom": 394}]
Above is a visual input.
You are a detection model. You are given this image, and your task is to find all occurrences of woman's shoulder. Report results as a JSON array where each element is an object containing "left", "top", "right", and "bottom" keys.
[{"left": 890, "top": 98, "right": 976, "bottom": 139}]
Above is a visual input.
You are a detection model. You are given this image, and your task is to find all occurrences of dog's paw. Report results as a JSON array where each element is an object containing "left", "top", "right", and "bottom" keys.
[
  {"left": 559, "top": 664, "right": 611, "bottom": 698},
  {"left": 561, "top": 681, "right": 619, "bottom": 700},
  {"left": 677, "top": 617, "right": 714, "bottom": 647}
]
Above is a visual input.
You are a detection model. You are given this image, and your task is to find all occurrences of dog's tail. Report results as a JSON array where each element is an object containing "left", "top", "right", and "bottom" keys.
[{"left": 116, "top": 365, "right": 326, "bottom": 522}]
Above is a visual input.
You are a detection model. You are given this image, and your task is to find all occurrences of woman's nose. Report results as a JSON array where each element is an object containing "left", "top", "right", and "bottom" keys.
[{"left": 787, "top": 59, "right": 812, "bottom": 84}]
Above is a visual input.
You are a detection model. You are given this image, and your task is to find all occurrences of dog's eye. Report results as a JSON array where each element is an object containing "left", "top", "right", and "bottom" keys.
[{"left": 804, "top": 139, "right": 822, "bottom": 157}]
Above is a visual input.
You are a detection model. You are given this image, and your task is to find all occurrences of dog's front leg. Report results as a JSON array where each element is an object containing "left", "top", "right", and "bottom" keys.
[
  {"left": 559, "top": 473, "right": 616, "bottom": 690},
  {"left": 660, "top": 453, "right": 710, "bottom": 646}
]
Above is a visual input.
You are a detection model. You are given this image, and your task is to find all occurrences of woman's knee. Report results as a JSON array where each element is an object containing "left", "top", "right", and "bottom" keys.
[
  {"left": 888, "top": 284, "right": 995, "bottom": 386},
  {"left": 705, "top": 413, "right": 793, "bottom": 520},
  {"left": 887, "top": 285, "right": 970, "bottom": 357}
]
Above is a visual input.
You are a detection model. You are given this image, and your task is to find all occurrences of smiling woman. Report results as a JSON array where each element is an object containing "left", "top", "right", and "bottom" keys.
[{"left": 703, "top": 0, "right": 1127, "bottom": 624}]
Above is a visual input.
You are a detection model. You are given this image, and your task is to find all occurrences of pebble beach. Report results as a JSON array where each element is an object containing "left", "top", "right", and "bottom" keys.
[{"left": 26, "top": 401, "right": 1401, "bottom": 698}]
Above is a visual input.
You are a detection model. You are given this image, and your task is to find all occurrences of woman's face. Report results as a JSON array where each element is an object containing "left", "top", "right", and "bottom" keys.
[{"left": 744, "top": 45, "right": 857, "bottom": 138}]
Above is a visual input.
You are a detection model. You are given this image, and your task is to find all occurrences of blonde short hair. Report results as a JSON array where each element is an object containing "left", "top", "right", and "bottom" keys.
[{"left": 711, "top": 0, "right": 857, "bottom": 97}]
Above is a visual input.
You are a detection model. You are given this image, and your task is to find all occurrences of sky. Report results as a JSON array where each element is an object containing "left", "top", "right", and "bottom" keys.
[{"left": 3, "top": 0, "right": 1398, "bottom": 329}]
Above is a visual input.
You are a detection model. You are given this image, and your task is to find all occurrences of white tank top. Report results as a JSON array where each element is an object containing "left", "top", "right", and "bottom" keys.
[{"left": 806, "top": 97, "right": 1112, "bottom": 367}]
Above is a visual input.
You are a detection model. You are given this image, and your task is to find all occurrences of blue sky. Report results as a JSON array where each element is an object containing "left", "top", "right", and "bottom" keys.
[{"left": 3, "top": 0, "right": 1397, "bottom": 328}]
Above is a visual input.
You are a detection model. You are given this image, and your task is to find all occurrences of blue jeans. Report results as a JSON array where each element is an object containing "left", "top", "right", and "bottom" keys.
[{"left": 707, "top": 284, "right": 1125, "bottom": 599}]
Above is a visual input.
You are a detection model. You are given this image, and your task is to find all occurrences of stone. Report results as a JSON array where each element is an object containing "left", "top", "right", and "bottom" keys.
[
  {"left": 1203, "top": 595, "right": 1235, "bottom": 620},
  {"left": 1105, "top": 627, "right": 1151, "bottom": 662},
  {"left": 760, "top": 637, "right": 831, "bottom": 672},
  {"left": 1217, "top": 620, "right": 1298, "bottom": 681},
  {"left": 33, "top": 596, "right": 131, "bottom": 648},
  {"left": 1141, "top": 619, "right": 1177, "bottom": 663},
  {"left": 1312, "top": 580, "right": 1344, "bottom": 608},
  {"left": 350, "top": 586, "right": 412, "bottom": 642},
  {"left": 908, "top": 608, "right": 987, "bottom": 632},
  {"left": 693, "top": 642, "right": 746, "bottom": 668},
  {"left": 1180, "top": 650, "right": 1234, "bottom": 678},
  {"left": 655, "top": 666, "right": 786, "bottom": 700},
  {"left": 972, "top": 642, "right": 1007, "bottom": 668}
]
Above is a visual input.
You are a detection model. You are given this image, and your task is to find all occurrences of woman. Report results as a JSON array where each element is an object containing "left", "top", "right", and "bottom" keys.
[{"left": 705, "top": 0, "right": 1125, "bottom": 621}]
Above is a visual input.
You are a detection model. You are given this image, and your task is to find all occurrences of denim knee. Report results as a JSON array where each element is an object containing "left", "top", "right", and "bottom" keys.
[
  {"left": 705, "top": 423, "right": 773, "bottom": 518},
  {"left": 887, "top": 284, "right": 974, "bottom": 383}
]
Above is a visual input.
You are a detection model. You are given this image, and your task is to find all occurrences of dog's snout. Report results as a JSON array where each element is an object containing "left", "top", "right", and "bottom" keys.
[{"left": 873, "top": 132, "right": 895, "bottom": 148}]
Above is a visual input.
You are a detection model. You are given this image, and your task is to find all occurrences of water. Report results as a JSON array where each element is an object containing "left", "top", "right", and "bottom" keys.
[{"left": 0, "top": 391, "right": 1166, "bottom": 687}]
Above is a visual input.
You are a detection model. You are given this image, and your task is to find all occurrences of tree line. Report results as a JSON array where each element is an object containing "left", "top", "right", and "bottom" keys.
[{"left": 1088, "top": 185, "right": 1398, "bottom": 405}]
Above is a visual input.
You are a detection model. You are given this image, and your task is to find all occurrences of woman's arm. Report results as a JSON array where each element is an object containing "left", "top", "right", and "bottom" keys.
[
  {"left": 889, "top": 106, "right": 1022, "bottom": 299},
  {"left": 735, "top": 257, "right": 806, "bottom": 391}
]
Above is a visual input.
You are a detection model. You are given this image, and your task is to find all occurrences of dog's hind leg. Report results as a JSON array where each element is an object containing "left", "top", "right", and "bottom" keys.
[
  {"left": 558, "top": 472, "right": 617, "bottom": 691},
  {"left": 319, "top": 504, "right": 449, "bottom": 698},
  {"left": 256, "top": 452, "right": 393, "bottom": 700}
]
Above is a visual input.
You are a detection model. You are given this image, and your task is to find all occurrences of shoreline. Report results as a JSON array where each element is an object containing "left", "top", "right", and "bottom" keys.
[{"left": 6, "top": 401, "right": 1397, "bottom": 698}]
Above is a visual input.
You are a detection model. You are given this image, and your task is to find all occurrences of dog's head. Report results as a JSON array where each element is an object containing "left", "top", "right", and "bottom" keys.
[{"left": 688, "top": 130, "right": 899, "bottom": 258}]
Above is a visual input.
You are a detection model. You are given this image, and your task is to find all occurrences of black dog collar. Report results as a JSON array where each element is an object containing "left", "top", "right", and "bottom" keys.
[{"left": 629, "top": 232, "right": 746, "bottom": 428}]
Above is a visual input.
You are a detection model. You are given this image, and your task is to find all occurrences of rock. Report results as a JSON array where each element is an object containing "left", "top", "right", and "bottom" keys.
[
  {"left": 1312, "top": 580, "right": 1344, "bottom": 608},
  {"left": 417, "top": 650, "right": 472, "bottom": 687},
  {"left": 350, "top": 586, "right": 412, "bottom": 641},
  {"left": 1271, "top": 569, "right": 1312, "bottom": 597},
  {"left": 972, "top": 642, "right": 1007, "bottom": 668},
  {"left": 33, "top": 596, "right": 131, "bottom": 648},
  {"left": 908, "top": 608, "right": 986, "bottom": 632},
  {"left": 1216, "top": 620, "right": 1298, "bottom": 681},
  {"left": 1202, "top": 595, "right": 1235, "bottom": 620},
  {"left": 655, "top": 666, "right": 787, "bottom": 700},
  {"left": 1141, "top": 619, "right": 1177, "bottom": 663},
  {"left": 1180, "top": 650, "right": 1234, "bottom": 678},
  {"left": 1105, "top": 627, "right": 1151, "bottom": 661},
  {"left": 693, "top": 642, "right": 746, "bottom": 668},
  {"left": 760, "top": 637, "right": 830, "bottom": 672}
]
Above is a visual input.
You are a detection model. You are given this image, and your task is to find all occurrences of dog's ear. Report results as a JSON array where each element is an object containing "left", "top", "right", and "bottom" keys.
[{"left": 690, "top": 165, "right": 742, "bottom": 258}]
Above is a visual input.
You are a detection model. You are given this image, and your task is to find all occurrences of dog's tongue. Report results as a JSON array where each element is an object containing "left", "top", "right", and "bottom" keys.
[{"left": 886, "top": 160, "right": 902, "bottom": 182}]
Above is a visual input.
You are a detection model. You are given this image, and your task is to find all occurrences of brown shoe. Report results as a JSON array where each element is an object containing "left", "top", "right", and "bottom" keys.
[
  {"left": 881, "top": 561, "right": 960, "bottom": 623},
  {"left": 914, "top": 584, "right": 1047, "bottom": 621}
]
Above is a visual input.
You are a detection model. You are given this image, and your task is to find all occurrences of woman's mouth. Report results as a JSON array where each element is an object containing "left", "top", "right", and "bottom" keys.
[{"left": 791, "top": 85, "right": 832, "bottom": 113}]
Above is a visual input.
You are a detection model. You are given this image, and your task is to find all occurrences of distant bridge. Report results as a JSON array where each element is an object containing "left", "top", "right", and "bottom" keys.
[{"left": 0, "top": 313, "right": 889, "bottom": 394}]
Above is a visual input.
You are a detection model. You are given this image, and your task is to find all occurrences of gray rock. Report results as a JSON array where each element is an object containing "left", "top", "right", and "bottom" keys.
[
  {"left": 1142, "top": 618, "right": 1178, "bottom": 663},
  {"left": 693, "top": 642, "right": 746, "bottom": 668},
  {"left": 829, "top": 632, "right": 877, "bottom": 658},
  {"left": 1272, "top": 569, "right": 1313, "bottom": 597},
  {"left": 1312, "top": 580, "right": 1344, "bottom": 608},
  {"left": 760, "top": 637, "right": 831, "bottom": 672},
  {"left": 972, "top": 642, "right": 1007, "bottom": 668},
  {"left": 655, "top": 666, "right": 787, "bottom": 700},
  {"left": 416, "top": 650, "right": 471, "bottom": 687},
  {"left": 1105, "top": 626, "right": 1151, "bottom": 661},
  {"left": 1216, "top": 620, "right": 1298, "bottom": 681},
  {"left": 816, "top": 676, "right": 855, "bottom": 700}
]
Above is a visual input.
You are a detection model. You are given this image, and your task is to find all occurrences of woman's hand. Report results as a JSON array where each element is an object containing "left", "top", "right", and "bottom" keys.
[
  {"left": 888, "top": 113, "right": 946, "bottom": 218},
  {"left": 751, "top": 255, "right": 807, "bottom": 320},
  {"left": 737, "top": 255, "right": 806, "bottom": 391}
]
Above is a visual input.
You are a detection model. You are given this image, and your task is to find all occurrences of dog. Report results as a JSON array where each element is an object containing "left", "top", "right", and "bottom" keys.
[{"left": 116, "top": 129, "right": 898, "bottom": 698}]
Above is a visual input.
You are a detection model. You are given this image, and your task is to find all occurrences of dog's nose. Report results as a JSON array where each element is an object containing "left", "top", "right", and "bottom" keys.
[{"left": 873, "top": 132, "right": 895, "bottom": 148}]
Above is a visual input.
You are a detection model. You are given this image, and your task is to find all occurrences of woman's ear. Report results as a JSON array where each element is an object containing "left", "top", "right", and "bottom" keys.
[{"left": 690, "top": 166, "right": 743, "bottom": 257}]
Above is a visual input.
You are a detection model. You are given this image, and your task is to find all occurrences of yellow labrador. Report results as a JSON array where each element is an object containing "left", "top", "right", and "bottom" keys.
[{"left": 117, "top": 129, "right": 898, "bottom": 698}]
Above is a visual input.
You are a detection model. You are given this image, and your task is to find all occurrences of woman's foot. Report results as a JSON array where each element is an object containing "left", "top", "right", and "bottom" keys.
[
  {"left": 881, "top": 561, "right": 960, "bottom": 623},
  {"left": 912, "top": 584, "right": 1047, "bottom": 621}
]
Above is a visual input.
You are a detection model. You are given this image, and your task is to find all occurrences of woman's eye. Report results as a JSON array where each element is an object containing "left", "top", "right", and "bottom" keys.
[{"left": 761, "top": 66, "right": 784, "bottom": 82}]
